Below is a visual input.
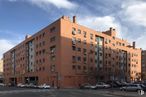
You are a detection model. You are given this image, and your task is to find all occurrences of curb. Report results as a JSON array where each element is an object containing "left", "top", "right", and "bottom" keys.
[{"left": 107, "top": 91, "right": 145, "bottom": 97}]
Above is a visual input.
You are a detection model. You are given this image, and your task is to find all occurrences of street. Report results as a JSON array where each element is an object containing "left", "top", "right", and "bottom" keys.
[{"left": 0, "top": 86, "right": 146, "bottom": 97}]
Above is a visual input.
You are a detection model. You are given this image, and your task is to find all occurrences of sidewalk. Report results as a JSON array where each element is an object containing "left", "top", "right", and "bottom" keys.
[{"left": 107, "top": 90, "right": 145, "bottom": 97}]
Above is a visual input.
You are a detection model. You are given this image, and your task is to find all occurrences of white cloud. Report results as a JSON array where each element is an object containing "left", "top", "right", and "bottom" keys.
[
  {"left": 123, "top": 2, "right": 146, "bottom": 27},
  {"left": 134, "top": 32, "right": 146, "bottom": 49},
  {"left": 0, "top": 39, "right": 14, "bottom": 59},
  {"left": 78, "top": 16, "right": 122, "bottom": 38},
  {"left": 120, "top": 0, "right": 146, "bottom": 49},
  {"left": 8, "top": 0, "right": 77, "bottom": 10}
]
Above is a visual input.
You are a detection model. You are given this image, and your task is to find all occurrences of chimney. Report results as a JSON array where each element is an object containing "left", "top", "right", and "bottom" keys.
[
  {"left": 133, "top": 41, "right": 135, "bottom": 49},
  {"left": 25, "top": 35, "right": 31, "bottom": 39},
  {"left": 109, "top": 27, "right": 113, "bottom": 31},
  {"left": 61, "top": 15, "right": 70, "bottom": 21},
  {"left": 73, "top": 16, "right": 76, "bottom": 23}
]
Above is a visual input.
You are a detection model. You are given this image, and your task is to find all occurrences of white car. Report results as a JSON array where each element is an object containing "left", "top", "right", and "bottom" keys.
[
  {"left": 17, "top": 83, "right": 25, "bottom": 87},
  {"left": 0, "top": 83, "right": 5, "bottom": 86},
  {"left": 38, "top": 84, "right": 51, "bottom": 89},
  {"left": 80, "top": 83, "right": 97, "bottom": 89},
  {"left": 96, "top": 82, "right": 111, "bottom": 88},
  {"left": 120, "top": 84, "right": 143, "bottom": 92}
]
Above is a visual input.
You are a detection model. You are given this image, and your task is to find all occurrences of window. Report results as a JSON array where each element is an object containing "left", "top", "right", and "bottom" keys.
[
  {"left": 42, "top": 49, "right": 46, "bottom": 54},
  {"left": 39, "top": 35, "right": 42, "bottom": 39},
  {"left": 36, "top": 44, "right": 38, "bottom": 49},
  {"left": 42, "top": 67, "right": 45, "bottom": 71},
  {"left": 83, "top": 49, "right": 87, "bottom": 55},
  {"left": 72, "top": 46, "right": 76, "bottom": 51},
  {"left": 72, "top": 65, "right": 76, "bottom": 70},
  {"left": 72, "top": 27, "right": 76, "bottom": 35},
  {"left": 51, "top": 64, "right": 55, "bottom": 72},
  {"left": 43, "top": 58, "right": 45, "bottom": 63},
  {"left": 83, "top": 66, "right": 87, "bottom": 70},
  {"left": 39, "top": 50, "right": 42, "bottom": 55},
  {"left": 78, "top": 65, "right": 81, "bottom": 70},
  {"left": 83, "top": 31, "right": 86, "bottom": 38},
  {"left": 42, "top": 32, "right": 45, "bottom": 37},
  {"left": 50, "top": 55, "right": 55, "bottom": 61},
  {"left": 36, "top": 36, "right": 38, "bottom": 41},
  {"left": 42, "top": 41, "right": 45, "bottom": 46},
  {"left": 90, "top": 50, "right": 93, "bottom": 54},
  {"left": 77, "top": 56, "right": 81, "bottom": 61},
  {"left": 50, "top": 45, "right": 56, "bottom": 53},
  {"left": 72, "top": 37, "right": 76, "bottom": 45},
  {"left": 116, "top": 42, "right": 118, "bottom": 45},
  {"left": 78, "top": 29, "right": 81, "bottom": 34},
  {"left": 90, "top": 58, "right": 93, "bottom": 62},
  {"left": 39, "top": 42, "right": 42, "bottom": 47},
  {"left": 90, "top": 42, "right": 93, "bottom": 47},
  {"left": 50, "top": 27, "right": 56, "bottom": 33},
  {"left": 39, "top": 59, "right": 42, "bottom": 64},
  {"left": 90, "top": 67, "right": 93, "bottom": 70},
  {"left": 119, "top": 42, "right": 121, "bottom": 46},
  {"left": 122, "top": 43, "right": 125, "bottom": 46},
  {"left": 77, "top": 47, "right": 81, "bottom": 52},
  {"left": 99, "top": 60, "right": 102, "bottom": 64},
  {"left": 36, "top": 52, "right": 38, "bottom": 56},
  {"left": 95, "top": 51, "right": 97, "bottom": 55},
  {"left": 105, "top": 39, "right": 108, "bottom": 44},
  {"left": 90, "top": 33, "right": 93, "bottom": 40},
  {"left": 77, "top": 38, "right": 81, "bottom": 43},
  {"left": 83, "top": 40, "right": 86, "bottom": 44},
  {"left": 72, "top": 56, "right": 76, "bottom": 63},
  {"left": 83, "top": 57, "right": 87, "bottom": 63},
  {"left": 50, "top": 36, "right": 56, "bottom": 42}
]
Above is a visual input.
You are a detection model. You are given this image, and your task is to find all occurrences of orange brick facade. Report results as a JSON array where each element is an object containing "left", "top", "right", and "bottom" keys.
[{"left": 3, "top": 16, "right": 141, "bottom": 88}]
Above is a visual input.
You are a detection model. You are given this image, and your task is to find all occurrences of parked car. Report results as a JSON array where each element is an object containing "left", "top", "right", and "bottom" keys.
[
  {"left": 79, "top": 83, "right": 96, "bottom": 89},
  {"left": 143, "top": 81, "right": 146, "bottom": 86},
  {"left": 0, "top": 83, "right": 5, "bottom": 86},
  {"left": 26, "top": 83, "right": 37, "bottom": 88},
  {"left": 38, "top": 84, "right": 51, "bottom": 89},
  {"left": 120, "top": 84, "right": 143, "bottom": 92},
  {"left": 120, "top": 81, "right": 130, "bottom": 86},
  {"left": 95, "top": 82, "right": 111, "bottom": 88},
  {"left": 106, "top": 81, "right": 122, "bottom": 87},
  {"left": 18, "top": 83, "right": 37, "bottom": 88},
  {"left": 17, "top": 83, "right": 25, "bottom": 88},
  {"left": 139, "top": 84, "right": 146, "bottom": 91}
]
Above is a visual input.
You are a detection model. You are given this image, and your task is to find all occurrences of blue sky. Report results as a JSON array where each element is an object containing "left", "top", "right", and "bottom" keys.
[{"left": 0, "top": 0, "right": 146, "bottom": 58}]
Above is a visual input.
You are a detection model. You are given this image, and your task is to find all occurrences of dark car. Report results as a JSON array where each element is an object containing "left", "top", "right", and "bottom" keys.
[
  {"left": 106, "top": 81, "right": 122, "bottom": 88},
  {"left": 140, "top": 84, "right": 146, "bottom": 91}
]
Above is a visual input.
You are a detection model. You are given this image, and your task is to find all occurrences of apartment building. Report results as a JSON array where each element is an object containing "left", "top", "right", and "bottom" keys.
[
  {"left": 3, "top": 16, "right": 141, "bottom": 88},
  {"left": 0, "top": 59, "right": 3, "bottom": 83},
  {"left": 142, "top": 50, "right": 146, "bottom": 81},
  {"left": 0, "top": 59, "right": 3, "bottom": 73}
]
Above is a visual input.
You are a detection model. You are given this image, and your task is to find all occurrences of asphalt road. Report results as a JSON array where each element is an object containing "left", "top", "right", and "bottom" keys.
[{"left": 0, "top": 86, "right": 146, "bottom": 97}]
